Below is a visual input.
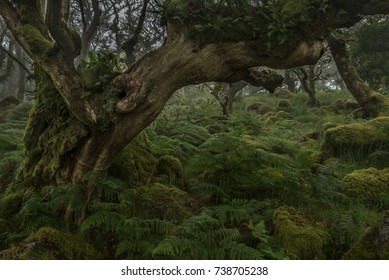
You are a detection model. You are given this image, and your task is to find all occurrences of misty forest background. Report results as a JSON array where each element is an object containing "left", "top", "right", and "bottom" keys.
[{"left": 0, "top": 0, "right": 388, "bottom": 260}]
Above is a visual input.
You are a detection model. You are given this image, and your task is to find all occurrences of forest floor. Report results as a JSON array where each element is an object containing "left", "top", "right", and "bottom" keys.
[{"left": 0, "top": 88, "right": 388, "bottom": 260}]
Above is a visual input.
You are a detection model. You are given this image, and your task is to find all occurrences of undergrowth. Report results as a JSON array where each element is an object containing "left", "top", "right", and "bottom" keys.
[{"left": 0, "top": 89, "right": 386, "bottom": 259}]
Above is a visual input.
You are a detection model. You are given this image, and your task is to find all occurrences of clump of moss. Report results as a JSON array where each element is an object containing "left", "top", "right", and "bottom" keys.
[
  {"left": 330, "top": 99, "right": 359, "bottom": 113},
  {"left": 367, "top": 151, "right": 389, "bottom": 169},
  {"left": 247, "top": 102, "right": 273, "bottom": 115},
  {"left": 342, "top": 168, "right": 389, "bottom": 208},
  {"left": 343, "top": 213, "right": 389, "bottom": 259},
  {"left": 281, "top": 0, "right": 310, "bottom": 21},
  {"left": 0, "top": 190, "right": 24, "bottom": 220},
  {"left": 129, "top": 183, "right": 199, "bottom": 222},
  {"left": 274, "top": 88, "right": 293, "bottom": 99},
  {"left": 276, "top": 99, "right": 294, "bottom": 112},
  {"left": 315, "top": 105, "right": 338, "bottom": 116},
  {"left": 0, "top": 227, "right": 100, "bottom": 260},
  {"left": 22, "top": 24, "right": 53, "bottom": 54},
  {"left": 273, "top": 206, "right": 330, "bottom": 259},
  {"left": 321, "top": 117, "right": 389, "bottom": 160}
]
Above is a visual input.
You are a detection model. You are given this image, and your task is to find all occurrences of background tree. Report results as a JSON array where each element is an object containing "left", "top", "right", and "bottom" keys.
[
  {"left": 329, "top": 30, "right": 389, "bottom": 117},
  {"left": 210, "top": 69, "right": 283, "bottom": 117},
  {"left": 0, "top": 18, "right": 31, "bottom": 99},
  {"left": 350, "top": 15, "right": 389, "bottom": 93}
]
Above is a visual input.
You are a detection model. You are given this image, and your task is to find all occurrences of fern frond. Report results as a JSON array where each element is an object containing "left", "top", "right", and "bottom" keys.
[
  {"left": 224, "top": 241, "right": 264, "bottom": 260},
  {"left": 152, "top": 236, "right": 195, "bottom": 258},
  {"left": 80, "top": 210, "right": 125, "bottom": 233}
]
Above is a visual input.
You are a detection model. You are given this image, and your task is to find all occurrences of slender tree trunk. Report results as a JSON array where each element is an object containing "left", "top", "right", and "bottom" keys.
[
  {"left": 16, "top": 44, "right": 26, "bottom": 100},
  {"left": 212, "top": 82, "right": 246, "bottom": 117},
  {"left": 297, "top": 66, "right": 319, "bottom": 107},
  {"left": 328, "top": 36, "right": 389, "bottom": 117},
  {"left": 284, "top": 69, "right": 296, "bottom": 92}
]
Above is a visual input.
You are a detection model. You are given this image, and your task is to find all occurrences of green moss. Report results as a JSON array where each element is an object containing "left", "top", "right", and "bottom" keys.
[
  {"left": 247, "top": 102, "right": 273, "bottom": 115},
  {"left": 0, "top": 227, "right": 100, "bottom": 259},
  {"left": 274, "top": 88, "right": 293, "bottom": 99},
  {"left": 321, "top": 117, "right": 389, "bottom": 160},
  {"left": 281, "top": 0, "right": 310, "bottom": 21},
  {"left": 0, "top": 190, "right": 24, "bottom": 220},
  {"left": 17, "top": 68, "right": 88, "bottom": 187},
  {"left": 367, "top": 151, "right": 389, "bottom": 169},
  {"left": 343, "top": 213, "right": 389, "bottom": 259},
  {"left": 129, "top": 183, "right": 199, "bottom": 222},
  {"left": 342, "top": 168, "right": 389, "bottom": 208},
  {"left": 273, "top": 206, "right": 330, "bottom": 259},
  {"left": 22, "top": 24, "right": 53, "bottom": 54},
  {"left": 276, "top": 99, "right": 294, "bottom": 112}
]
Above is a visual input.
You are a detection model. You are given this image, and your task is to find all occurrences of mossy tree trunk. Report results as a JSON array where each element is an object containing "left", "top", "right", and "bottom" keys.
[
  {"left": 1, "top": 0, "right": 389, "bottom": 189},
  {"left": 328, "top": 35, "right": 389, "bottom": 117}
]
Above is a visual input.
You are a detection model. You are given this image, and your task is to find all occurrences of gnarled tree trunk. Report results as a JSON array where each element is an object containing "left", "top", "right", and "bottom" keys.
[{"left": 328, "top": 35, "right": 389, "bottom": 117}]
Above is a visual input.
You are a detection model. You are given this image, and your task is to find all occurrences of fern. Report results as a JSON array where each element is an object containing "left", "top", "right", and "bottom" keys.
[
  {"left": 80, "top": 210, "right": 125, "bottom": 233},
  {"left": 115, "top": 218, "right": 174, "bottom": 259}
]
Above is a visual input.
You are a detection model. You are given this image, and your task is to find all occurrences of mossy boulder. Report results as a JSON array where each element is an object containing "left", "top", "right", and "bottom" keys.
[
  {"left": 343, "top": 213, "right": 389, "bottom": 259},
  {"left": 316, "top": 105, "right": 338, "bottom": 116},
  {"left": 247, "top": 102, "right": 273, "bottom": 115},
  {"left": 273, "top": 206, "right": 330, "bottom": 259},
  {"left": 345, "top": 100, "right": 360, "bottom": 112},
  {"left": 321, "top": 117, "right": 389, "bottom": 160},
  {"left": 276, "top": 99, "right": 294, "bottom": 112},
  {"left": 129, "top": 183, "right": 199, "bottom": 222},
  {"left": 367, "top": 151, "right": 389, "bottom": 169},
  {"left": 0, "top": 227, "right": 100, "bottom": 260},
  {"left": 342, "top": 168, "right": 389, "bottom": 208},
  {"left": 274, "top": 88, "right": 293, "bottom": 99}
]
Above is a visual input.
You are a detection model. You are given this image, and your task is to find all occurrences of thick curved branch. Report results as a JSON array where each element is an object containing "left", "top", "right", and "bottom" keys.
[{"left": 112, "top": 32, "right": 324, "bottom": 114}]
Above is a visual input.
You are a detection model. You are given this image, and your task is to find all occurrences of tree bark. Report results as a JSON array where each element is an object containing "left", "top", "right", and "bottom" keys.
[
  {"left": 297, "top": 65, "right": 320, "bottom": 107},
  {"left": 328, "top": 35, "right": 389, "bottom": 117}
]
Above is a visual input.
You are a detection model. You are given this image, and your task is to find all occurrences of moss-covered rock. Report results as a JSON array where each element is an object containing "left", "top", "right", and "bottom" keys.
[
  {"left": 276, "top": 99, "right": 294, "bottom": 112},
  {"left": 0, "top": 227, "right": 100, "bottom": 259},
  {"left": 367, "top": 151, "right": 389, "bottom": 169},
  {"left": 273, "top": 206, "right": 330, "bottom": 259},
  {"left": 345, "top": 100, "right": 360, "bottom": 112},
  {"left": 247, "top": 102, "right": 273, "bottom": 115},
  {"left": 274, "top": 88, "right": 293, "bottom": 99},
  {"left": 321, "top": 117, "right": 389, "bottom": 160},
  {"left": 343, "top": 213, "right": 389, "bottom": 259},
  {"left": 342, "top": 168, "right": 389, "bottom": 208},
  {"left": 316, "top": 105, "right": 338, "bottom": 116},
  {"left": 129, "top": 183, "right": 199, "bottom": 222}
]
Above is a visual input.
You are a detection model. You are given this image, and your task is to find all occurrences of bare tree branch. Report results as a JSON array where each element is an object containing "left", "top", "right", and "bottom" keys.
[{"left": 0, "top": 44, "right": 32, "bottom": 75}]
